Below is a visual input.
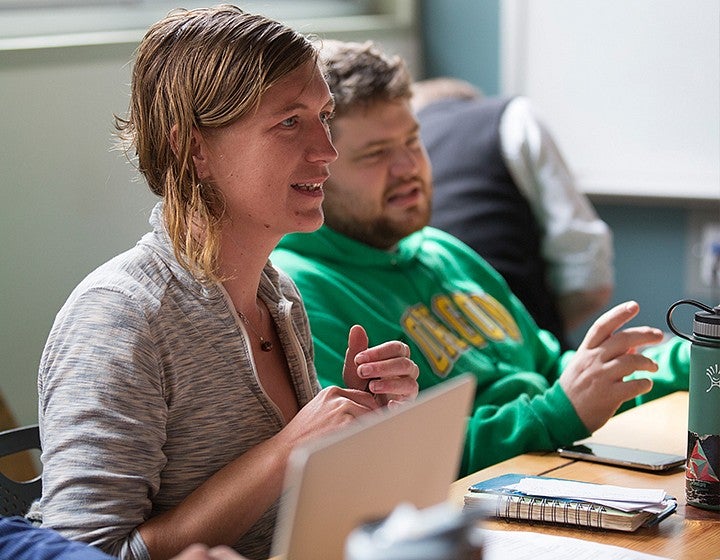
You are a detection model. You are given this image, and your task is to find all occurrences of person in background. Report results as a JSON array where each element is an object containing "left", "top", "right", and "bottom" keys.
[
  {"left": 412, "top": 77, "right": 614, "bottom": 350},
  {"left": 36, "top": 9, "right": 418, "bottom": 560},
  {"left": 271, "top": 40, "right": 689, "bottom": 477},
  {"left": 0, "top": 516, "right": 245, "bottom": 560}
]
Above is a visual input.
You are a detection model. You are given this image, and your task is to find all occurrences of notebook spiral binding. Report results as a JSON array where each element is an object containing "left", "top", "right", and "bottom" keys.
[{"left": 497, "top": 495, "right": 606, "bottom": 529}]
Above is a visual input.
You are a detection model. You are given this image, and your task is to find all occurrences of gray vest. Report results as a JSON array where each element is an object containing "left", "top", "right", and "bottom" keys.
[{"left": 418, "top": 96, "right": 568, "bottom": 349}]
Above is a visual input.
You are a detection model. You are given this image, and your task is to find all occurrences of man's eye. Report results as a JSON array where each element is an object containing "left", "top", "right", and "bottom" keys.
[
  {"left": 281, "top": 116, "right": 298, "bottom": 127},
  {"left": 407, "top": 135, "right": 421, "bottom": 148},
  {"left": 320, "top": 111, "right": 335, "bottom": 125},
  {"left": 362, "top": 150, "right": 385, "bottom": 160}
]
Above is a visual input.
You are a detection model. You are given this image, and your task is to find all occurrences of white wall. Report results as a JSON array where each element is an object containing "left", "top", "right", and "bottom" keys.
[{"left": 501, "top": 0, "right": 720, "bottom": 201}]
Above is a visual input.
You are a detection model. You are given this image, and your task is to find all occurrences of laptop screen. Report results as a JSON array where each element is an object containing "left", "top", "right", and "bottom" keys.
[{"left": 271, "top": 374, "right": 476, "bottom": 560}]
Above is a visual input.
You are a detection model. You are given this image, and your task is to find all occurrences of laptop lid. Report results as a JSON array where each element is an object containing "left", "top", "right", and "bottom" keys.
[{"left": 270, "top": 374, "right": 476, "bottom": 560}]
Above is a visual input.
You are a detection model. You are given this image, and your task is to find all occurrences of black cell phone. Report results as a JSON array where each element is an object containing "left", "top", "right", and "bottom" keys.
[{"left": 556, "top": 442, "right": 686, "bottom": 472}]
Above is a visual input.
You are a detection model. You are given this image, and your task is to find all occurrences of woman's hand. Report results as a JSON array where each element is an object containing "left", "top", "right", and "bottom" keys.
[
  {"left": 276, "top": 324, "right": 420, "bottom": 455},
  {"left": 342, "top": 324, "right": 420, "bottom": 407},
  {"left": 276, "top": 384, "right": 379, "bottom": 453}
]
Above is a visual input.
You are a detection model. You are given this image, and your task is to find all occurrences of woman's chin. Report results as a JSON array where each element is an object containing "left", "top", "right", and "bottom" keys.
[{"left": 288, "top": 212, "right": 324, "bottom": 235}]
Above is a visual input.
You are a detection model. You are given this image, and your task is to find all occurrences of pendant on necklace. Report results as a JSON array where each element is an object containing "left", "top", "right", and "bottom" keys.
[{"left": 238, "top": 310, "right": 274, "bottom": 352}]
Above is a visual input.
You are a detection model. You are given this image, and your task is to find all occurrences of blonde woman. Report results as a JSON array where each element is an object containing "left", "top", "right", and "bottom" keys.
[{"left": 37, "top": 7, "right": 418, "bottom": 560}]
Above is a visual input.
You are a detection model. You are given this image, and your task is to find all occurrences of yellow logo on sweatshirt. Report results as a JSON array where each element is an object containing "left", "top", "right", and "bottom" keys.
[{"left": 401, "top": 292, "right": 521, "bottom": 376}]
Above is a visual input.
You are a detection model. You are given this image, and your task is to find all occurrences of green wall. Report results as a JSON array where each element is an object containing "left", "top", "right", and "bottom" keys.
[{"left": 419, "top": 0, "right": 500, "bottom": 95}]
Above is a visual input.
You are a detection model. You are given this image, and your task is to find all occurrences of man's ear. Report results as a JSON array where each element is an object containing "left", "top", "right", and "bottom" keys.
[{"left": 170, "top": 124, "right": 210, "bottom": 180}]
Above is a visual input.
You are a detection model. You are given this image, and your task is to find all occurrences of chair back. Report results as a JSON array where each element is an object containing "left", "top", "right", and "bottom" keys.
[{"left": 0, "top": 424, "right": 41, "bottom": 516}]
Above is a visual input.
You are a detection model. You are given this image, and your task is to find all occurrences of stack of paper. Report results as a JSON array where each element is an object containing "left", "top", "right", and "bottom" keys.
[
  {"left": 479, "top": 528, "right": 670, "bottom": 560},
  {"left": 464, "top": 473, "right": 677, "bottom": 531},
  {"left": 511, "top": 477, "right": 671, "bottom": 514}
]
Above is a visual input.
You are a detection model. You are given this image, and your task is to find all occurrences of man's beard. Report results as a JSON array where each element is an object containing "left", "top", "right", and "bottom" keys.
[{"left": 326, "top": 204, "right": 430, "bottom": 250}]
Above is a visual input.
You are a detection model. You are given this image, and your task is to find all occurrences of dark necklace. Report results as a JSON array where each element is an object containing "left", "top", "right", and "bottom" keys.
[{"left": 238, "top": 304, "right": 273, "bottom": 352}]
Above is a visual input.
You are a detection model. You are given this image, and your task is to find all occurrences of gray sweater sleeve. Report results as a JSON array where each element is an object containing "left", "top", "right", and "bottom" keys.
[
  {"left": 39, "top": 285, "right": 165, "bottom": 559},
  {"left": 38, "top": 204, "right": 317, "bottom": 560}
]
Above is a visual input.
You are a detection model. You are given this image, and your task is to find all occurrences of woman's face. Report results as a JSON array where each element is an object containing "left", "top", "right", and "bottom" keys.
[{"left": 193, "top": 59, "right": 337, "bottom": 244}]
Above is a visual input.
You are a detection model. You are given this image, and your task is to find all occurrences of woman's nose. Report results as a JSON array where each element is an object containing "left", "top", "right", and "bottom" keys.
[{"left": 306, "top": 123, "right": 338, "bottom": 165}]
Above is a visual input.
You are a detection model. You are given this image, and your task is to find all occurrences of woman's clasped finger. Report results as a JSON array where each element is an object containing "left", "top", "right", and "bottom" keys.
[{"left": 355, "top": 340, "right": 411, "bottom": 365}]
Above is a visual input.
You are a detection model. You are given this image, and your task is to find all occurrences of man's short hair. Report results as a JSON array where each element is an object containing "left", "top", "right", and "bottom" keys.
[{"left": 319, "top": 39, "right": 412, "bottom": 118}]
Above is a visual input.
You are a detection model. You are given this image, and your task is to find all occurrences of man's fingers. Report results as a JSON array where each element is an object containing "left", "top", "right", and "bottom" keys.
[
  {"left": 582, "top": 301, "right": 640, "bottom": 349},
  {"left": 597, "top": 326, "right": 665, "bottom": 361},
  {"left": 616, "top": 377, "right": 654, "bottom": 402},
  {"left": 601, "top": 353, "right": 659, "bottom": 383}
]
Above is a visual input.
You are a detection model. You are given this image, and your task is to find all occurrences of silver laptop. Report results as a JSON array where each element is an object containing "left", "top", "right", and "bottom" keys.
[{"left": 270, "top": 374, "right": 476, "bottom": 560}]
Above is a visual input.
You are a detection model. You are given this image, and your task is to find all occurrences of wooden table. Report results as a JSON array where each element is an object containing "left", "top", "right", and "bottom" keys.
[{"left": 448, "top": 392, "right": 720, "bottom": 560}]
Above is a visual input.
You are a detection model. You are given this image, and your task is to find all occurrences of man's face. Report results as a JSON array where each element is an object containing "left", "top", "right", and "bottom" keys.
[{"left": 322, "top": 98, "right": 432, "bottom": 249}]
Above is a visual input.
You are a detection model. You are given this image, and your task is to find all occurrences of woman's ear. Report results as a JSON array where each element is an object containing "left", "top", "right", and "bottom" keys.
[
  {"left": 190, "top": 128, "right": 210, "bottom": 180},
  {"left": 170, "top": 124, "right": 211, "bottom": 180}
]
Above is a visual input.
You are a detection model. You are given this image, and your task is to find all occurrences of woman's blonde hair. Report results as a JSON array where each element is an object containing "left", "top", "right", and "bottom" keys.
[{"left": 115, "top": 4, "right": 317, "bottom": 281}]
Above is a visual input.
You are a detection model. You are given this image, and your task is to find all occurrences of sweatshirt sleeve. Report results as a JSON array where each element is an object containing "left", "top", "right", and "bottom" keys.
[
  {"left": 462, "top": 336, "right": 689, "bottom": 473},
  {"left": 0, "top": 517, "right": 115, "bottom": 560},
  {"left": 38, "top": 287, "right": 162, "bottom": 560},
  {"left": 460, "top": 379, "right": 589, "bottom": 475}
]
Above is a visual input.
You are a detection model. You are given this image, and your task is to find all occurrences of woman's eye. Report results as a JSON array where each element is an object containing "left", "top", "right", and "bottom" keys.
[{"left": 281, "top": 116, "right": 298, "bottom": 128}]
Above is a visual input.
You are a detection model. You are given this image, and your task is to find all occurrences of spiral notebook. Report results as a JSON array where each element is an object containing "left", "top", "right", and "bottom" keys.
[{"left": 464, "top": 473, "right": 677, "bottom": 532}]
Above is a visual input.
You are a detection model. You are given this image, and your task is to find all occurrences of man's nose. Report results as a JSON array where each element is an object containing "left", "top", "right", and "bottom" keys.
[{"left": 390, "top": 145, "right": 419, "bottom": 177}]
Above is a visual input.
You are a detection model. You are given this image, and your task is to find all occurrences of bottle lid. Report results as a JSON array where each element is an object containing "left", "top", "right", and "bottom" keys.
[{"left": 694, "top": 306, "right": 720, "bottom": 339}]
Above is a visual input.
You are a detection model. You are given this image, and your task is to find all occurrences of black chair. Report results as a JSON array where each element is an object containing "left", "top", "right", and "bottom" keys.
[{"left": 0, "top": 424, "right": 42, "bottom": 516}]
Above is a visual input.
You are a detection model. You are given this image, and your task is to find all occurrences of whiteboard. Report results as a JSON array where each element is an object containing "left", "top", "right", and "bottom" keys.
[{"left": 500, "top": 0, "right": 720, "bottom": 201}]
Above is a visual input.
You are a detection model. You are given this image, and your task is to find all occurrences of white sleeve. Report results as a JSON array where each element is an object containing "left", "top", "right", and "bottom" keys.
[{"left": 499, "top": 97, "right": 614, "bottom": 294}]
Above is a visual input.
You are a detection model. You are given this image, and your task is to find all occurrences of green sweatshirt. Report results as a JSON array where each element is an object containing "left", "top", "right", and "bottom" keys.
[{"left": 272, "top": 225, "right": 689, "bottom": 476}]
